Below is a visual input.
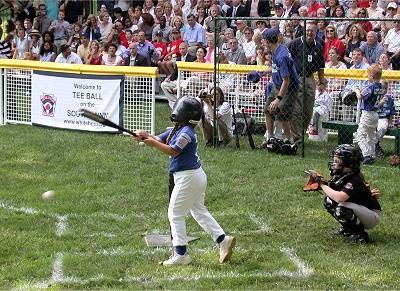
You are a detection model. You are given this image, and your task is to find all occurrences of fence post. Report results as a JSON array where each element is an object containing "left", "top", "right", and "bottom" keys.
[
  {"left": 0, "top": 68, "right": 3, "bottom": 125},
  {"left": 151, "top": 76, "right": 156, "bottom": 135}
]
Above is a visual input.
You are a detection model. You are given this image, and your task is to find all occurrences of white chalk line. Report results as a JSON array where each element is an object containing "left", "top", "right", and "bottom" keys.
[{"left": 18, "top": 247, "right": 312, "bottom": 288}]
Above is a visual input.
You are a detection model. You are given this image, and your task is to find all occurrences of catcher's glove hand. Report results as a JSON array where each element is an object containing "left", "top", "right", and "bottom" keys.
[
  {"left": 388, "top": 154, "right": 400, "bottom": 167},
  {"left": 343, "top": 91, "right": 357, "bottom": 106},
  {"left": 303, "top": 170, "right": 328, "bottom": 191}
]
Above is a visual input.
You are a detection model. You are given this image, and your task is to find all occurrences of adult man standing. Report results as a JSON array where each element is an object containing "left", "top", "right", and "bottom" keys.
[
  {"left": 49, "top": 10, "right": 70, "bottom": 52},
  {"left": 359, "top": 31, "right": 384, "bottom": 65},
  {"left": 288, "top": 22, "right": 325, "bottom": 143},
  {"left": 33, "top": 3, "right": 52, "bottom": 35},
  {"left": 260, "top": 28, "right": 300, "bottom": 154},
  {"left": 161, "top": 42, "right": 196, "bottom": 109},
  {"left": 226, "top": 0, "right": 247, "bottom": 30},
  {"left": 137, "top": 30, "right": 158, "bottom": 66},
  {"left": 183, "top": 14, "right": 206, "bottom": 55}
]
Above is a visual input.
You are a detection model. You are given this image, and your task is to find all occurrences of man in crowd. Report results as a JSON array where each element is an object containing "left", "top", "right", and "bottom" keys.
[
  {"left": 183, "top": 14, "right": 206, "bottom": 55},
  {"left": 360, "top": 31, "right": 384, "bottom": 65},
  {"left": 55, "top": 44, "right": 83, "bottom": 64}
]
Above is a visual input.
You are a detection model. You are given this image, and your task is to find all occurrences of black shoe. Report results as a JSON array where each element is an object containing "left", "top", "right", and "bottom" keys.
[
  {"left": 376, "top": 143, "right": 385, "bottom": 157},
  {"left": 334, "top": 227, "right": 353, "bottom": 237},
  {"left": 205, "top": 140, "right": 213, "bottom": 147},
  {"left": 280, "top": 139, "right": 298, "bottom": 155},
  {"left": 363, "top": 156, "right": 375, "bottom": 165},
  {"left": 349, "top": 231, "right": 370, "bottom": 243}
]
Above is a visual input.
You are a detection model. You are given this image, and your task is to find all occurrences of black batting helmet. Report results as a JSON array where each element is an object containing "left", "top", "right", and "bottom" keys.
[
  {"left": 170, "top": 96, "right": 203, "bottom": 125},
  {"left": 331, "top": 144, "right": 363, "bottom": 173}
]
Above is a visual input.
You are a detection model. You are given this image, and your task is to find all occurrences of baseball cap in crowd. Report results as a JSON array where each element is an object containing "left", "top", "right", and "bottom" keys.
[
  {"left": 80, "top": 32, "right": 87, "bottom": 37},
  {"left": 262, "top": 28, "right": 280, "bottom": 41},
  {"left": 274, "top": 3, "right": 284, "bottom": 9},
  {"left": 387, "top": 2, "right": 397, "bottom": 9}
]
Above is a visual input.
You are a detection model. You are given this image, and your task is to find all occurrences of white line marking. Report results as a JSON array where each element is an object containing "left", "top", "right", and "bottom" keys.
[
  {"left": 55, "top": 216, "right": 68, "bottom": 237},
  {"left": 0, "top": 201, "right": 38, "bottom": 215},
  {"left": 249, "top": 213, "right": 271, "bottom": 233}
]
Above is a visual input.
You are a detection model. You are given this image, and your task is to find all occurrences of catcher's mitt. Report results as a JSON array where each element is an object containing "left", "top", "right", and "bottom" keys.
[
  {"left": 303, "top": 170, "right": 328, "bottom": 191},
  {"left": 343, "top": 91, "right": 357, "bottom": 106},
  {"left": 388, "top": 154, "right": 400, "bottom": 167}
]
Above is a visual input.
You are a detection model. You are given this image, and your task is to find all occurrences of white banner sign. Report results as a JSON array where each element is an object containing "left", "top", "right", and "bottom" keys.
[{"left": 32, "top": 71, "right": 122, "bottom": 132}]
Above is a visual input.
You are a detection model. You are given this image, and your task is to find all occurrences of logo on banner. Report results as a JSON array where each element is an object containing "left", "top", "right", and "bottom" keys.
[{"left": 41, "top": 94, "right": 57, "bottom": 117}]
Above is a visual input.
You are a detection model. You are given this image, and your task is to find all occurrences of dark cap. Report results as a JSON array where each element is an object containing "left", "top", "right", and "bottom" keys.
[
  {"left": 274, "top": 3, "right": 283, "bottom": 9},
  {"left": 262, "top": 28, "right": 280, "bottom": 40},
  {"left": 80, "top": 32, "right": 87, "bottom": 37},
  {"left": 155, "top": 30, "right": 163, "bottom": 36}
]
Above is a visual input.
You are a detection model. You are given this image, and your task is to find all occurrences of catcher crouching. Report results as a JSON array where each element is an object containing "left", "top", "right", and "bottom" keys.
[{"left": 304, "top": 144, "right": 382, "bottom": 243}]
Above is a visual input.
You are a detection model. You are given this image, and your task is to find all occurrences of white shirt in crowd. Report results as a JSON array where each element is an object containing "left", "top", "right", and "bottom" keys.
[{"left": 55, "top": 52, "right": 83, "bottom": 64}]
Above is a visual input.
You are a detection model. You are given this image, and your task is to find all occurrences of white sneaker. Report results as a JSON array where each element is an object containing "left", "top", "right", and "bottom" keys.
[
  {"left": 161, "top": 253, "right": 192, "bottom": 266},
  {"left": 219, "top": 235, "right": 236, "bottom": 263}
]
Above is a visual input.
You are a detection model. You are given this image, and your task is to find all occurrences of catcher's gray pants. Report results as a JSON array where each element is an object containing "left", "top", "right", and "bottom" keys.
[
  {"left": 356, "top": 111, "right": 379, "bottom": 158},
  {"left": 339, "top": 202, "right": 381, "bottom": 229},
  {"left": 169, "top": 167, "right": 225, "bottom": 246},
  {"left": 160, "top": 80, "right": 178, "bottom": 109}
]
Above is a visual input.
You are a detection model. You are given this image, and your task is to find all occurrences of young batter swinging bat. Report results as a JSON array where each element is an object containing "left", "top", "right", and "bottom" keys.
[
  {"left": 241, "top": 108, "right": 256, "bottom": 150},
  {"left": 80, "top": 109, "right": 137, "bottom": 136}
]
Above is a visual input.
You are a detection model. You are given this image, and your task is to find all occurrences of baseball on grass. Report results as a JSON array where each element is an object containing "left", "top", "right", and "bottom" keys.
[
  {"left": 42, "top": 190, "right": 55, "bottom": 200},
  {"left": 139, "top": 141, "right": 145, "bottom": 146}
]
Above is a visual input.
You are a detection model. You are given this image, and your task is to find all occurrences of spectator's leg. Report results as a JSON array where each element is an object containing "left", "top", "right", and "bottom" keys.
[{"left": 161, "top": 80, "right": 178, "bottom": 109}]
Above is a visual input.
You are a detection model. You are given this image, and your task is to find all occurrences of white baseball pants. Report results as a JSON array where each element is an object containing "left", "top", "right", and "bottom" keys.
[
  {"left": 169, "top": 167, "right": 225, "bottom": 246},
  {"left": 356, "top": 111, "right": 379, "bottom": 158}
]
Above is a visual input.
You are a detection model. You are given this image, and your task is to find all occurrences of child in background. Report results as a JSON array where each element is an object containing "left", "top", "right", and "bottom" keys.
[
  {"left": 354, "top": 64, "right": 384, "bottom": 164},
  {"left": 133, "top": 97, "right": 235, "bottom": 266},
  {"left": 375, "top": 81, "right": 396, "bottom": 157},
  {"left": 308, "top": 80, "right": 332, "bottom": 138}
]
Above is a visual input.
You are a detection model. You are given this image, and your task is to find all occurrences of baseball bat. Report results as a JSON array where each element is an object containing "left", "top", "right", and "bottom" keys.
[
  {"left": 231, "top": 104, "right": 240, "bottom": 148},
  {"left": 241, "top": 108, "right": 256, "bottom": 150},
  {"left": 80, "top": 109, "right": 137, "bottom": 136}
]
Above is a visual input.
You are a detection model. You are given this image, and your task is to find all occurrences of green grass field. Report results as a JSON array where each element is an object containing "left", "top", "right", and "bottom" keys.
[{"left": 1, "top": 101, "right": 399, "bottom": 289}]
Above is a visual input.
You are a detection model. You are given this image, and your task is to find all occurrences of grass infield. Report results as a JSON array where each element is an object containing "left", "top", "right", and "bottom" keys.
[{"left": 0, "top": 101, "right": 399, "bottom": 289}]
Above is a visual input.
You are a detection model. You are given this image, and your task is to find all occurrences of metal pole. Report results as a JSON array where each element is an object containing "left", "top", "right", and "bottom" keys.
[
  {"left": 212, "top": 16, "right": 218, "bottom": 148},
  {"left": 151, "top": 76, "right": 156, "bottom": 135},
  {"left": 301, "top": 18, "right": 306, "bottom": 158},
  {"left": 0, "top": 69, "right": 3, "bottom": 125}
]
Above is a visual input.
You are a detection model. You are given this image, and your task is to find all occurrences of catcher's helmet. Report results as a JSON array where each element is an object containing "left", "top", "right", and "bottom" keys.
[
  {"left": 329, "top": 144, "right": 362, "bottom": 175},
  {"left": 171, "top": 96, "right": 203, "bottom": 125}
]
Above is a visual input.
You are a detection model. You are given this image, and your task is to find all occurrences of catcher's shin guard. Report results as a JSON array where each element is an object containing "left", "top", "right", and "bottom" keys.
[
  {"left": 323, "top": 197, "right": 338, "bottom": 217},
  {"left": 333, "top": 206, "right": 366, "bottom": 235}
]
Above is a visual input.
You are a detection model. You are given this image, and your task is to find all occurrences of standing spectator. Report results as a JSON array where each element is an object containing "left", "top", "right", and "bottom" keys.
[
  {"left": 136, "top": 30, "right": 157, "bottom": 66},
  {"left": 29, "top": 29, "right": 42, "bottom": 60},
  {"left": 138, "top": 13, "right": 156, "bottom": 41},
  {"left": 55, "top": 44, "right": 83, "bottom": 63},
  {"left": 151, "top": 16, "right": 171, "bottom": 42},
  {"left": 183, "top": 14, "right": 206, "bottom": 55},
  {"left": 76, "top": 33, "right": 90, "bottom": 62},
  {"left": 124, "top": 42, "right": 149, "bottom": 66},
  {"left": 288, "top": 22, "right": 326, "bottom": 143},
  {"left": 226, "top": 0, "right": 247, "bottom": 30},
  {"left": 323, "top": 25, "right": 345, "bottom": 62},
  {"left": 98, "top": 11, "right": 113, "bottom": 42},
  {"left": 49, "top": 10, "right": 70, "bottom": 52},
  {"left": 344, "top": 24, "right": 365, "bottom": 67},
  {"left": 225, "top": 37, "right": 247, "bottom": 64},
  {"left": 82, "top": 14, "right": 101, "bottom": 41},
  {"left": 39, "top": 40, "right": 57, "bottom": 62},
  {"left": 33, "top": 4, "right": 52, "bottom": 35},
  {"left": 367, "top": 0, "right": 385, "bottom": 31},
  {"left": 359, "top": 31, "right": 384, "bottom": 64},
  {"left": 383, "top": 14, "right": 400, "bottom": 70},
  {"left": 101, "top": 43, "right": 123, "bottom": 65},
  {"left": 203, "top": 4, "right": 227, "bottom": 37},
  {"left": 245, "top": 0, "right": 271, "bottom": 17},
  {"left": 12, "top": 28, "right": 29, "bottom": 60},
  {"left": 85, "top": 40, "right": 103, "bottom": 65},
  {"left": 59, "top": 0, "right": 83, "bottom": 24}
]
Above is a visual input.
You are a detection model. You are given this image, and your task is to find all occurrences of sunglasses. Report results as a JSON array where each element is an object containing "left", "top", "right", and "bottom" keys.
[
  {"left": 388, "top": 7, "right": 396, "bottom": 10},
  {"left": 326, "top": 30, "right": 334, "bottom": 32}
]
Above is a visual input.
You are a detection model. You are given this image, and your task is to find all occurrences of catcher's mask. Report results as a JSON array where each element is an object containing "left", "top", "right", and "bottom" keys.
[
  {"left": 329, "top": 144, "right": 362, "bottom": 175},
  {"left": 170, "top": 96, "right": 203, "bottom": 125}
]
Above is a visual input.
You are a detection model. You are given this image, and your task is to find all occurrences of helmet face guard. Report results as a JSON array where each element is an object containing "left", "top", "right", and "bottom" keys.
[
  {"left": 171, "top": 96, "right": 203, "bottom": 125},
  {"left": 329, "top": 144, "right": 362, "bottom": 176}
]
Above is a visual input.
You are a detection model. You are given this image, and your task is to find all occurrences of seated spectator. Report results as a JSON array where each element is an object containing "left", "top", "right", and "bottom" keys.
[
  {"left": 163, "top": 2, "right": 174, "bottom": 26},
  {"left": 340, "top": 48, "right": 369, "bottom": 99},
  {"left": 378, "top": 52, "right": 392, "bottom": 70},
  {"left": 153, "top": 30, "right": 168, "bottom": 62},
  {"left": 158, "top": 28, "right": 183, "bottom": 78},
  {"left": 29, "top": 29, "right": 42, "bottom": 60},
  {"left": 136, "top": 29, "right": 158, "bottom": 66},
  {"left": 323, "top": 25, "right": 345, "bottom": 62},
  {"left": 356, "top": 9, "right": 373, "bottom": 33},
  {"left": 183, "top": 14, "right": 206, "bottom": 55},
  {"left": 101, "top": 43, "right": 123, "bottom": 65},
  {"left": 326, "top": 0, "right": 340, "bottom": 17},
  {"left": 200, "top": 87, "right": 233, "bottom": 147},
  {"left": 367, "top": 0, "right": 384, "bottom": 31},
  {"left": 383, "top": 14, "right": 400, "bottom": 70},
  {"left": 77, "top": 33, "right": 90, "bottom": 62},
  {"left": 220, "top": 28, "right": 235, "bottom": 55},
  {"left": 254, "top": 20, "right": 267, "bottom": 36},
  {"left": 39, "top": 40, "right": 57, "bottom": 62},
  {"left": 196, "top": 5, "right": 207, "bottom": 26},
  {"left": 112, "top": 7, "right": 124, "bottom": 22},
  {"left": 242, "top": 27, "right": 256, "bottom": 64},
  {"left": 330, "top": 5, "right": 349, "bottom": 39},
  {"left": 325, "top": 46, "right": 348, "bottom": 69},
  {"left": 151, "top": 16, "right": 171, "bottom": 42},
  {"left": 138, "top": 13, "right": 155, "bottom": 41},
  {"left": 143, "top": 0, "right": 155, "bottom": 17},
  {"left": 359, "top": 31, "right": 384, "bottom": 65},
  {"left": 127, "top": 6, "right": 143, "bottom": 26},
  {"left": 226, "top": 0, "right": 248, "bottom": 30},
  {"left": 109, "top": 34, "right": 129, "bottom": 59},
  {"left": 82, "top": 14, "right": 101, "bottom": 41},
  {"left": 381, "top": 2, "right": 397, "bottom": 38},
  {"left": 42, "top": 30, "right": 57, "bottom": 53},
  {"left": 346, "top": 0, "right": 360, "bottom": 17},
  {"left": 171, "top": 15, "right": 185, "bottom": 37},
  {"left": 107, "top": 20, "right": 129, "bottom": 48},
  {"left": 55, "top": 44, "right": 83, "bottom": 64},
  {"left": 85, "top": 40, "right": 103, "bottom": 65},
  {"left": 203, "top": 4, "right": 227, "bottom": 37},
  {"left": 124, "top": 42, "right": 149, "bottom": 66},
  {"left": 0, "top": 38, "right": 12, "bottom": 59},
  {"left": 12, "top": 28, "right": 29, "bottom": 60},
  {"left": 317, "top": 20, "right": 329, "bottom": 41},
  {"left": 307, "top": 0, "right": 323, "bottom": 17},
  {"left": 67, "top": 22, "right": 83, "bottom": 47},
  {"left": 98, "top": 11, "right": 113, "bottom": 42},
  {"left": 23, "top": 18, "right": 33, "bottom": 36},
  {"left": 344, "top": 24, "right": 365, "bottom": 67},
  {"left": 154, "top": 5, "right": 164, "bottom": 25},
  {"left": 235, "top": 20, "right": 247, "bottom": 45},
  {"left": 225, "top": 37, "right": 247, "bottom": 64},
  {"left": 33, "top": 4, "right": 52, "bottom": 35},
  {"left": 49, "top": 10, "right": 70, "bottom": 52}
]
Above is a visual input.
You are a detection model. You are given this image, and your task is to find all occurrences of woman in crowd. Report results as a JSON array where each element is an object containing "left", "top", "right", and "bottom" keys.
[
  {"left": 357, "top": 8, "right": 372, "bottom": 33},
  {"left": 344, "top": 24, "right": 365, "bottom": 67},
  {"left": 163, "top": 2, "right": 174, "bottom": 26},
  {"left": 331, "top": 6, "right": 349, "bottom": 39},
  {"left": 39, "top": 40, "right": 57, "bottom": 62},
  {"left": 42, "top": 30, "right": 57, "bottom": 52},
  {"left": 29, "top": 29, "right": 42, "bottom": 60},
  {"left": 85, "top": 40, "right": 102, "bottom": 65},
  {"left": 13, "top": 28, "right": 29, "bottom": 60},
  {"left": 323, "top": 25, "right": 345, "bottom": 62},
  {"left": 326, "top": 0, "right": 339, "bottom": 17},
  {"left": 98, "top": 11, "right": 113, "bottom": 42},
  {"left": 346, "top": 0, "right": 360, "bottom": 17},
  {"left": 196, "top": 5, "right": 207, "bottom": 26},
  {"left": 101, "top": 43, "right": 123, "bottom": 66},
  {"left": 159, "top": 28, "right": 183, "bottom": 78},
  {"left": 317, "top": 20, "right": 330, "bottom": 41},
  {"left": 325, "top": 46, "right": 347, "bottom": 90},
  {"left": 378, "top": 52, "right": 392, "bottom": 70},
  {"left": 128, "top": 5, "right": 143, "bottom": 26},
  {"left": 82, "top": 14, "right": 101, "bottom": 41},
  {"left": 139, "top": 13, "right": 155, "bottom": 40},
  {"left": 171, "top": 15, "right": 185, "bottom": 37}
]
